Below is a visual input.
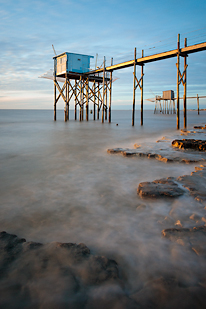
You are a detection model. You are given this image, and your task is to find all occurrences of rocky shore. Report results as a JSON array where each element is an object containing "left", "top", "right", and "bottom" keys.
[
  {"left": 0, "top": 231, "right": 136, "bottom": 308},
  {"left": 2, "top": 125, "right": 206, "bottom": 308},
  {"left": 106, "top": 125, "right": 206, "bottom": 308}
]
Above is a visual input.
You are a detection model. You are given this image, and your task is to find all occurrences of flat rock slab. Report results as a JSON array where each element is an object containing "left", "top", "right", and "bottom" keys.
[
  {"left": 107, "top": 148, "right": 205, "bottom": 163},
  {"left": 177, "top": 166, "right": 206, "bottom": 202},
  {"left": 162, "top": 226, "right": 206, "bottom": 257},
  {"left": 137, "top": 178, "right": 185, "bottom": 198},
  {"left": 172, "top": 139, "right": 206, "bottom": 151},
  {"left": 0, "top": 231, "right": 137, "bottom": 308}
]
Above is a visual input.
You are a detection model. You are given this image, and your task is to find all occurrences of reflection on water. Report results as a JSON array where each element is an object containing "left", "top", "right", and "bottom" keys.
[{"left": 0, "top": 109, "right": 206, "bottom": 294}]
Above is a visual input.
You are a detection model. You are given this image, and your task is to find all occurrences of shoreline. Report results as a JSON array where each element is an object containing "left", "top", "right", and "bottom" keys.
[{"left": 1, "top": 113, "right": 206, "bottom": 308}]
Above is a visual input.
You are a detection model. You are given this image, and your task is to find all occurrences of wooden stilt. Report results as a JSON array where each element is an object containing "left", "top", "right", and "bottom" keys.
[
  {"left": 54, "top": 58, "right": 57, "bottom": 121},
  {"left": 93, "top": 81, "right": 96, "bottom": 120},
  {"left": 82, "top": 79, "right": 84, "bottom": 121},
  {"left": 105, "top": 59, "right": 107, "bottom": 121},
  {"left": 67, "top": 80, "right": 69, "bottom": 120},
  {"left": 176, "top": 34, "right": 180, "bottom": 130},
  {"left": 86, "top": 78, "right": 89, "bottom": 121},
  {"left": 183, "top": 38, "right": 187, "bottom": 128},
  {"left": 74, "top": 80, "right": 77, "bottom": 120},
  {"left": 102, "top": 57, "right": 105, "bottom": 123},
  {"left": 132, "top": 47, "right": 136, "bottom": 126},
  {"left": 141, "top": 50, "right": 144, "bottom": 126},
  {"left": 97, "top": 81, "right": 100, "bottom": 120},
  {"left": 64, "top": 75, "right": 67, "bottom": 122},
  {"left": 79, "top": 76, "right": 82, "bottom": 121},
  {"left": 197, "top": 94, "right": 200, "bottom": 115},
  {"left": 109, "top": 58, "right": 113, "bottom": 123}
]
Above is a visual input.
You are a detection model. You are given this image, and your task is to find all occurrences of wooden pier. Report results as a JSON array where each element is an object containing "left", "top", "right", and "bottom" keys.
[{"left": 52, "top": 35, "right": 206, "bottom": 129}]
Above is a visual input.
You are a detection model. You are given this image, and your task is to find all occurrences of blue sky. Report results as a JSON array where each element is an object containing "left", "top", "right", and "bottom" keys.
[{"left": 0, "top": 0, "right": 206, "bottom": 110}]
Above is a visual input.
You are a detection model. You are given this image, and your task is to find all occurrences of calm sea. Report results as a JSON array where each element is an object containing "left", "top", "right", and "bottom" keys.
[{"left": 0, "top": 109, "right": 206, "bottom": 292}]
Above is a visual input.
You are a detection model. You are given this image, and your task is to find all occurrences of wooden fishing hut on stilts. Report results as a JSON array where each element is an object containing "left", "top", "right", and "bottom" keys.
[
  {"left": 48, "top": 34, "right": 206, "bottom": 129},
  {"left": 53, "top": 52, "right": 113, "bottom": 123}
]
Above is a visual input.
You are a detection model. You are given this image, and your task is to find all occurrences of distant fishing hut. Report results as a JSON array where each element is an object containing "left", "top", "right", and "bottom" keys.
[{"left": 53, "top": 52, "right": 113, "bottom": 122}]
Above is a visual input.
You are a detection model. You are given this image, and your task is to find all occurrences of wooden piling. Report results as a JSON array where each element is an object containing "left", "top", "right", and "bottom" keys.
[
  {"left": 176, "top": 34, "right": 180, "bottom": 130},
  {"left": 64, "top": 75, "right": 67, "bottom": 122},
  {"left": 102, "top": 57, "right": 105, "bottom": 123},
  {"left": 197, "top": 94, "right": 200, "bottom": 114},
  {"left": 79, "top": 76, "right": 82, "bottom": 121},
  {"left": 67, "top": 79, "right": 69, "bottom": 120},
  {"left": 54, "top": 58, "right": 57, "bottom": 121},
  {"left": 74, "top": 80, "right": 77, "bottom": 120},
  {"left": 86, "top": 78, "right": 89, "bottom": 121},
  {"left": 109, "top": 58, "right": 113, "bottom": 123},
  {"left": 97, "top": 81, "right": 100, "bottom": 120},
  {"left": 141, "top": 50, "right": 144, "bottom": 126},
  {"left": 132, "top": 47, "right": 136, "bottom": 126},
  {"left": 93, "top": 81, "right": 96, "bottom": 120},
  {"left": 184, "top": 38, "right": 187, "bottom": 128}
]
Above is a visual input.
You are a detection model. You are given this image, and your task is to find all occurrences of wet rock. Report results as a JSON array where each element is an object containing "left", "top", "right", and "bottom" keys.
[
  {"left": 130, "top": 276, "right": 206, "bottom": 309},
  {"left": 107, "top": 148, "right": 128, "bottom": 154},
  {"left": 194, "top": 125, "right": 206, "bottom": 130},
  {"left": 137, "top": 178, "right": 185, "bottom": 198},
  {"left": 162, "top": 226, "right": 206, "bottom": 257},
  {"left": 134, "top": 143, "right": 141, "bottom": 149},
  {"left": 177, "top": 167, "right": 206, "bottom": 202},
  {"left": 0, "top": 231, "right": 123, "bottom": 308},
  {"left": 172, "top": 139, "right": 206, "bottom": 151}
]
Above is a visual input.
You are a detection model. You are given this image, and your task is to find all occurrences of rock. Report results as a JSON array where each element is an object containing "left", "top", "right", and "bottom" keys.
[
  {"left": 134, "top": 143, "right": 141, "bottom": 149},
  {"left": 177, "top": 168, "right": 206, "bottom": 202},
  {"left": 194, "top": 125, "right": 206, "bottom": 130},
  {"left": 0, "top": 231, "right": 123, "bottom": 308},
  {"left": 172, "top": 139, "right": 206, "bottom": 151},
  {"left": 130, "top": 276, "right": 206, "bottom": 309},
  {"left": 137, "top": 178, "right": 185, "bottom": 198},
  {"left": 107, "top": 148, "right": 128, "bottom": 154},
  {"left": 162, "top": 226, "right": 206, "bottom": 257}
]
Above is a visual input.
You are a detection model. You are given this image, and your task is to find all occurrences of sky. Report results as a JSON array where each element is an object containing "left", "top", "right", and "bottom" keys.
[{"left": 0, "top": 0, "right": 206, "bottom": 110}]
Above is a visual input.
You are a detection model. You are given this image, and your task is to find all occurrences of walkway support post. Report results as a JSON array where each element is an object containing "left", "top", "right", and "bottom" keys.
[
  {"left": 183, "top": 38, "right": 187, "bottom": 128},
  {"left": 132, "top": 47, "right": 136, "bottom": 126},
  {"left": 109, "top": 57, "right": 113, "bottom": 123},
  {"left": 176, "top": 34, "right": 180, "bottom": 130},
  {"left": 197, "top": 94, "right": 200, "bottom": 115},
  {"left": 141, "top": 49, "right": 144, "bottom": 126},
  {"left": 54, "top": 58, "right": 57, "bottom": 121},
  {"left": 102, "top": 57, "right": 105, "bottom": 123}
]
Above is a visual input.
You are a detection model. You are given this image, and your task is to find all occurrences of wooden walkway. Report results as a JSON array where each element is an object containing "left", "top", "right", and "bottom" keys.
[
  {"left": 85, "top": 38, "right": 206, "bottom": 129},
  {"left": 88, "top": 41, "right": 206, "bottom": 72},
  {"left": 53, "top": 35, "right": 206, "bottom": 129}
]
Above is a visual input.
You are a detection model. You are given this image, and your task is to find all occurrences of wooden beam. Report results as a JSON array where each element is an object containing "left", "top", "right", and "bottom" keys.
[{"left": 87, "top": 41, "right": 206, "bottom": 73}]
